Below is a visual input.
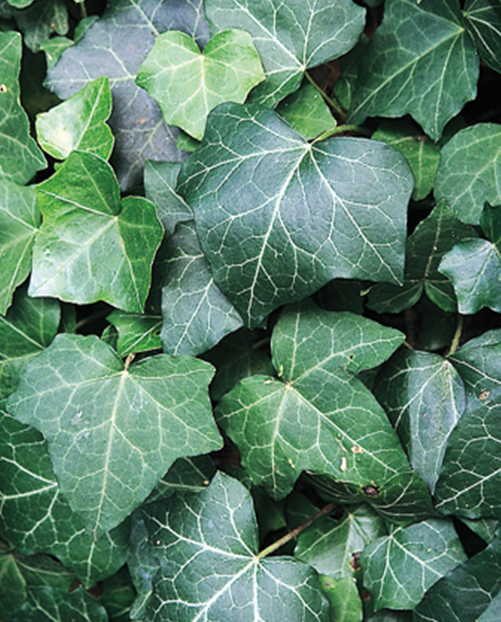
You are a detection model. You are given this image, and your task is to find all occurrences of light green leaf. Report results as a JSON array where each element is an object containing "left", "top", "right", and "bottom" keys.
[
  {"left": 205, "top": 0, "right": 365, "bottom": 107},
  {"left": 0, "top": 31, "right": 46, "bottom": 184},
  {"left": 276, "top": 81, "right": 337, "bottom": 141},
  {"left": 464, "top": 0, "right": 501, "bottom": 75},
  {"left": 0, "top": 286, "right": 60, "bottom": 400},
  {"left": 0, "top": 180, "right": 39, "bottom": 315},
  {"left": 320, "top": 576, "right": 363, "bottom": 622},
  {"left": 414, "top": 530, "right": 501, "bottom": 622},
  {"left": 106, "top": 311, "right": 161, "bottom": 357},
  {"left": 374, "top": 349, "right": 466, "bottom": 492},
  {"left": 45, "top": 0, "right": 209, "bottom": 189},
  {"left": 12, "top": 586, "right": 108, "bottom": 622},
  {"left": 137, "top": 29, "right": 265, "bottom": 140},
  {"left": 12, "top": 0, "right": 68, "bottom": 52},
  {"left": 435, "top": 123, "right": 501, "bottom": 225},
  {"left": 361, "top": 519, "right": 466, "bottom": 610},
  {"left": 144, "top": 160, "right": 192, "bottom": 238},
  {"left": 139, "top": 472, "right": 330, "bottom": 621},
  {"left": 39, "top": 36, "right": 74, "bottom": 71},
  {"left": 349, "top": 0, "right": 478, "bottom": 140},
  {"left": 160, "top": 221, "right": 243, "bottom": 355},
  {"left": 36, "top": 77, "right": 113, "bottom": 160},
  {"left": 7, "top": 333, "right": 223, "bottom": 536},
  {"left": 435, "top": 398, "right": 501, "bottom": 520},
  {"left": 216, "top": 303, "right": 409, "bottom": 500},
  {"left": 372, "top": 120, "right": 441, "bottom": 201},
  {"left": 179, "top": 102, "right": 413, "bottom": 327},
  {"left": 0, "top": 410, "right": 130, "bottom": 587},
  {"left": 30, "top": 151, "right": 163, "bottom": 313}
]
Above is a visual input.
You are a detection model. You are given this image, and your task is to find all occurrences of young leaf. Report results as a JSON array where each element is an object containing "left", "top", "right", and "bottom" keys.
[
  {"left": 216, "top": 303, "right": 409, "bottom": 500},
  {"left": 0, "top": 410, "right": 129, "bottom": 587},
  {"left": 0, "top": 31, "right": 46, "bottom": 184},
  {"left": 179, "top": 102, "right": 413, "bottom": 327},
  {"left": 137, "top": 29, "right": 265, "bottom": 140},
  {"left": 7, "top": 333, "right": 223, "bottom": 536},
  {"left": 361, "top": 519, "right": 466, "bottom": 610},
  {"left": 0, "top": 180, "right": 39, "bottom": 315},
  {"left": 205, "top": 0, "right": 365, "bottom": 107},
  {"left": 106, "top": 311, "right": 162, "bottom": 357},
  {"left": 374, "top": 349, "right": 466, "bottom": 492},
  {"left": 12, "top": 0, "right": 68, "bottom": 53},
  {"left": 45, "top": 0, "right": 209, "bottom": 189},
  {"left": 30, "top": 151, "right": 163, "bottom": 313},
  {"left": 349, "top": 0, "right": 478, "bottom": 140},
  {"left": 463, "top": 0, "right": 501, "bottom": 75},
  {"left": 35, "top": 77, "right": 113, "bottom": 161},
  {"left": 160, "top": 221, "right": 243, "bottom": 355},
  {"left": 139, "top": 472, "right": 330, "bottom": 621}
]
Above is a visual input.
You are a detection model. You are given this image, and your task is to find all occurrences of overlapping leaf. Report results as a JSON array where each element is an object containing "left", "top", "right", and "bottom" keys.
[
  {"left": 320, "top": 576, "right": 363, "bottom": 622},
  {"left": 205, "top": 0, "right": 365, "bottom": 107},
  {"left": 137, "top": 29, "right": 264, "bottom": 140},
  {"left": 12, "top": 586, "right": 108, "bottom": 622},
  {"left": 349, "top": 0, "right": 478, "bottom": 140},
  {"left": 30, "top": 151, "right": 163, "bottom": 313},
  {"left": 216, "top": 302, "right": 409, "bottom": 500},
  {"left": 464, "top": 0, "right": 501, "bottom": 75},
  {"left": 0, "top": 180, "right": 39, "bottom": 315},
  {"left": 361, "top": 519, "right": 466, "bottom": 610},
  {"left": 35, "top": 77, "right": 113, "bottom": 160},
  {"left": 45, "top": 0, "right": 209, "bottom": 189},
  {"left": 106, "top": 311, "right": 162, "bottom": 357},
  {"left": 0, "top": 31, "right": 46, "bottom": 184},
  {"left": 11, "top": 0, "right": 68, "bottom": 53},
  {"left": 137, "top": 472, "right": 330, "bottom": 621},
  {"left": 179, "top": 102, "right": 413, "bottom": 327},
  {"left": 7, "top": 333, "right": 223, "bottom": 535}
]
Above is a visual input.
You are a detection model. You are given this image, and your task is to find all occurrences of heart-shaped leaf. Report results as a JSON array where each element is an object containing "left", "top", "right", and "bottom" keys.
[
  {"left": 7, "top": 333, "right": 223, "bottom": 536},
  {"left": 179, "top": 102, "right": 413, "bottom": 327},
  {"left": 137, "top": 29, "right": 265, "bottom": 140}
]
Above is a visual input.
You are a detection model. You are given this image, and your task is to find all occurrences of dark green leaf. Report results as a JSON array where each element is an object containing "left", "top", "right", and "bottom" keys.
[
  {"left": 179, "top": 102, "right": 413, "bottom": 327},
  {"left": 35, "top": 77, "right": 113, "bottom": 160},
  {"left": 0, "top": 544, "right": 27, "bottom": 620},
  {"left": 140, "top": 472, "right": 330, "bottom": 621},
  {"left": 137, "top": 29, "right": 265, "bottom": 140},
  {"left": 320, "top": 575, "right": 363, "bottom": 622},
  {"left": 30, "top": 151, "right": 163, "bottom": 313},
  {"left": 361, "top": 519, "right": 466, "bottom": 610},
  {"left": 414, "top": 530, "right": 501, "bottom": 622},
  {"left": 464, "top": 0, "right": 501, "bottom": 75},
  {"left": 146, "top": 455, "right": 215, "bottom": 503},
  {"left": 349, "top": 0, "right": 478, "bottom": 140},
  {"left": 45, "top": 0, "right": 209, "bottom": 189},
  {"left": 374, "top": 349, "right": 466, "bottom": 491},
  {"left": 13, "top": 0, "right": 68, "bottom": 52},
  {"left": 106, "top": 310, "right": 162, "bottom": 356},
  {"left": 160, "top": 221, "right": 243, "bottom": 355},
  {"left": 205, "top": 0, "right": 365, "bottom": 107},
  {"left": 0, "top": 31, "right": 46, "bottom": 183},
  {"left": 12, "top": 586, "right": 108, "bottom": 622},
  {"left": 7, "top": 333, "right": 223, "bottom": 535}
]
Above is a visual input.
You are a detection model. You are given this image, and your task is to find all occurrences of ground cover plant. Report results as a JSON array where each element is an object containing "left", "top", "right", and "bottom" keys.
[{"left": 2, "top": 0, "right": 501, "bottom": 619}]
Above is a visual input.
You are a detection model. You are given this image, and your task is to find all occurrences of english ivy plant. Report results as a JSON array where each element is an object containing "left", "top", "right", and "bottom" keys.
[{"left": 2, "top": 0, "right": 501, "bottom": 620}]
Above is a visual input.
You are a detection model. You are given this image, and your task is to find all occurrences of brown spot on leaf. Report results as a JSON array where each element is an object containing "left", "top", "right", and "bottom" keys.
[
  {"left": 0, "top": 84, "right": 7, "bottom": 93},
  {"left": 480, "top": 390, "right": 490, "bottom": 401},
  {"left": 350, "top": 551, "right": 362, "bottom": 571},
  {"left": 362, "top": 484, "right": 380, "bottom": 497}
]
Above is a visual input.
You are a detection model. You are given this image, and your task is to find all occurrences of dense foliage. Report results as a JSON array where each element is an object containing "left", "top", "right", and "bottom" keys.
[{"left": 2, "top": 0, "right": 501, "bottom": 620}]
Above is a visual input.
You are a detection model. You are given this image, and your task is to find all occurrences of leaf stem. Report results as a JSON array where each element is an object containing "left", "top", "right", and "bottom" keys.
[
  {"left": 124, "top": 353, "right": 135, "bottom": 370},
  {"left": 80, "top": 1, "right": 88, "bottom": 19},
  {"left": 304, "top": 71, "right": 347, "bottom": 121},
  {"left": 256, "top": 501, "right": 336, "bottom": 559},
  {"left": 312, "top": 124, "right": 371, "bottom": 143},
  {"left": 447, "top": 315, "right": 464, "bottom": 357},
  {"left": 75, "top": 309, "right": 109, "bottom": 331}
]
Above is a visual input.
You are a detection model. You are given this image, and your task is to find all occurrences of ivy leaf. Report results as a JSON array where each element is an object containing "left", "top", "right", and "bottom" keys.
[
  {"left": 368, "top": 201, "right": 478, "bottom": 314},
  {"left": 0, "top": 409, "right": 130, "bottom": 587},
  {"left": 146, "top": 455, "right": 216, "bottom": 503},
  {"left": 414, "top": 530, "right": 501, "bottom": 622},
  {"left": 0, "top": 31, "right": 46, "bottom": 184},
  {"left": 137, "top": 29, "right": 265, "bottom": 140},
  {"left": 139, "top": 472, "right": 330, "bottom": 621},
  {"left": 361, "top": 519, "right": 466, "bottom": 610},
  {"left": 7, "top": 334, "right": 223, "bottom": 536},
  {"left": 216, "top": 303, "right": 409, "bottom": 500},
  {"left": 144, "top": 160, "right": 192, "bottom": 238},
  {"left": 0, "top": 180, "right": 39, "bottom": 315},
  {"left": 435, "top": 123, "right": 501, "bottom": 225},
  {"left": 12, "top": 0, "right": 68, "bottom": 53},
  {"left": 349, "top": 0, "right": 478, "bottom": 140},
  {"left": 435, "top": 398, "right": 501, "bottom": 520},
  {"left": 45, "top": 0, "right": 209, "bottom": 189},
  {"left": 0, "top": 286, "right": 59, "bottom": 400},
  {"left": 35, "top": 77, "right": 113, "bottom": 161},
  {"left": 179, "top": 102, "right": 413, "bottom": 327},
  {"left": 160, "top": 221, "right": 243, "bottom": 356},
  {"left": 12, "top": 586, "right": 108, "bottom": 622},
  {"left": 463, "top": 0, "right": 501, "bottom": 75},
  {"left": 0, "top": 544, "right": 26, "bottom": 620},
  {"left": 205, "top": 0, "right": 365, "bottom": 107},
  {"left": 106, "top": 310, "right": 162, "bottom": 357},
  {"left": 30, "top": 151, "right": 163, "bottom": 313},
  {"left": 374, "top": 349, "right": 466, "bottom": 492},
  {"left": 320, "top": 575, "right": 363, "bottom": 622}
]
